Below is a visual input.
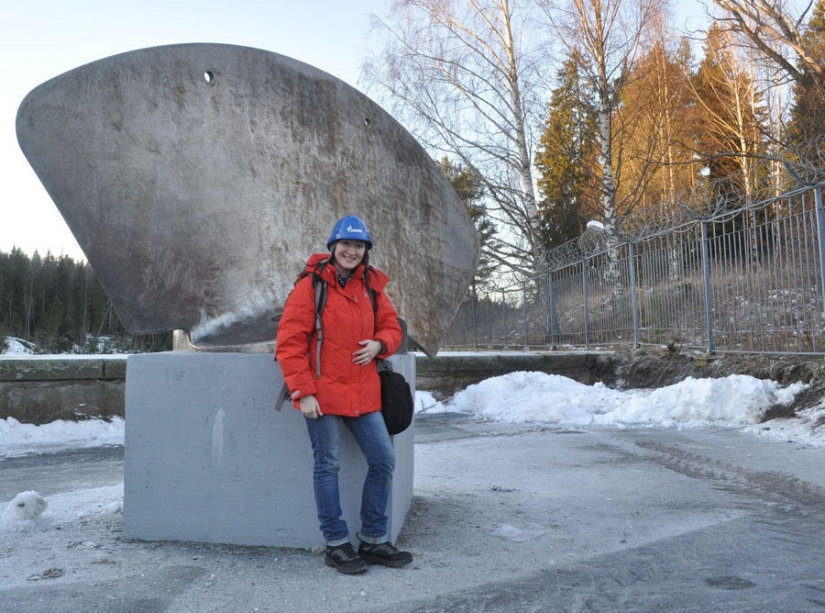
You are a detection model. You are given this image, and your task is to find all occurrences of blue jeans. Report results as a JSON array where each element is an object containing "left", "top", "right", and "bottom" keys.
[{"left": 304, "top": 410, "right": 395, "bottom": 545}]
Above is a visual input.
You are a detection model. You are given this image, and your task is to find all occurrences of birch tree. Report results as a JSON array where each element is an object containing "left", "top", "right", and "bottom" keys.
[
  {"left": 711, "top": 0, "right": 821, "bottom": 84},
  {"left": 690, "top": 22, "right": 769, "bottom": 207},
  {"left": 363, "top": 0, "right": 547, "bottom": 278},
  {"left": 617, "top": 30, "right": 698, "bottom": 214},
  {"left": 540, "top": 0, "right": 658, "bottom": 308},
  {"left": 541, "top": 0, "right": 659, "bottom": 230},
  {"left": 711, "top": 0, "right": 825, "bottom": 179}
]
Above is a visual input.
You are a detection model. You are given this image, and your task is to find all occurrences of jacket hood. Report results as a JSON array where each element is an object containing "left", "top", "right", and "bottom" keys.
[{"left": 303, "top": 252, "right": 390, "bottom": 292}]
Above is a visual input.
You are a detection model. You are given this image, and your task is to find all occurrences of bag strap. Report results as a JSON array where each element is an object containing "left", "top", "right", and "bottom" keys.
[
  {"left": 312, "top": 269, "right": 326, "bottom": 379},
  {"left": 363, "top": 268, "right": 378, "bottom": 317},
  {"left": 275, "top": 380, "right": 290, "bottom": 412}
]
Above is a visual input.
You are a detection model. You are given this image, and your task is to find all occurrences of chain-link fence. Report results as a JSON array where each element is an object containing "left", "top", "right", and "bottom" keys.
[{"left": 441, "top": 183, "right": 825, "bottom": 355}]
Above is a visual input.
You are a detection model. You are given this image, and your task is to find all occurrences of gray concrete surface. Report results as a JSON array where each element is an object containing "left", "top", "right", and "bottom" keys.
[
  {"left": 3, "top": 414, "right": 825, "bottom": 612},
  {"left": 124, "top": 352, "right": 414, "bottom": 548}
]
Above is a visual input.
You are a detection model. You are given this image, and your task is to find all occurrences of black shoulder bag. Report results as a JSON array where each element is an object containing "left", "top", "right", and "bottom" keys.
[{"left": 376, "top": 358, "right": 414, "bottom": 435}]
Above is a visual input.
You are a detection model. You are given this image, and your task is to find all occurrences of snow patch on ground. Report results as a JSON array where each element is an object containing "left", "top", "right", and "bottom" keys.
[
  {"left": 0, "top": 417, "right": 125, "bottom": 459},
  {"left": 0, "top": 485, "right": 122, "bottom": 533}
]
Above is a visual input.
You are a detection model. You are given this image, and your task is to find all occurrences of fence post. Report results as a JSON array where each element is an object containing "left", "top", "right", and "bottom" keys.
[
  {"left": 628, "top": 242, "right": 640, "bottom": 347},
  {"left": 582, "top": 260, "right": 590, "bottom": 348},
  {"left": 699, "top": 219, "right": 715, "bottom": 353},
  {"left": 502, "top": 289, "right": 509, "bottom": 349},
  {"left": 523, "top": 282, "right": 529, "bottom": 351},
  {"left": 471, "top": 289, "right": 479, "bottom": 350},
  {"left": 548, "top": 273, "right": 558, "bottom": 349},
  {"left": 815, "top": 186, "right": 825, "bottom": 312},
  {"left": 486, "top": 296, "right": 492, "bottom": 349}
]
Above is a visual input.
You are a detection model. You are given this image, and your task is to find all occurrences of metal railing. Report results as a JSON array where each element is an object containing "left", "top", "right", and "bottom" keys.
[{"left": 441, "top": 183, "right": 825, "bottom": 355}]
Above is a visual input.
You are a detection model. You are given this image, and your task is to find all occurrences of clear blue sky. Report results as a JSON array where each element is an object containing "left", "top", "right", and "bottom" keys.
[{"left": 0, "top": 0, "right": 389, "bottom": 260}]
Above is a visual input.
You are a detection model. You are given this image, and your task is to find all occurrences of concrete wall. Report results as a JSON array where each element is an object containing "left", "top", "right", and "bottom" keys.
[
  {"left": 419, "top": 351, "right": 618, "bottom": 397},
  {"left": 0, "top": 352, "right": 617, "bottom": 424},
  {"left": 123, "top": 351, "right": 415, "bottom": 548},
  {"left": 0, "top": 357, "right": 126, "bottom": 423}
]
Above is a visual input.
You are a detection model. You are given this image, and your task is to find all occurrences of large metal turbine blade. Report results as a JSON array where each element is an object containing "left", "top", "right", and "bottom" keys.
[{"left": 16, "top": 44, "right": 477, "bottom": 356}]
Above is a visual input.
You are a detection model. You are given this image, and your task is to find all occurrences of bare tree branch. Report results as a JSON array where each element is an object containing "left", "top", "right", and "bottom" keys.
[
  {"left": 711, "top": 0, "right": 822, "bottom": 83},
  {"left": 363, "top": 0, "right": 546, "bottom": 277}
]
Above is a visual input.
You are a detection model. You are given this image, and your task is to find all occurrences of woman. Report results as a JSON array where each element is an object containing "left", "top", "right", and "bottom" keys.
[{"left": 275, "top": 215, "right": 413, "bottom": 575}]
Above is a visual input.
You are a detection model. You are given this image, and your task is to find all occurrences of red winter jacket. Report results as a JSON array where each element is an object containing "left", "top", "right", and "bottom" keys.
[{"left": 275, "top": 253, "right": 403, "bottom": 417}]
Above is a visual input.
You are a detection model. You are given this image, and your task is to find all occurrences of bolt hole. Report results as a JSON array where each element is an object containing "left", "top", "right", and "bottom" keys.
[
  {"left": 364, "top": 117, "right": 372, "bottom": 126},
  {"left": 204, "top": 71, "right": 215, "bottom": 83}
]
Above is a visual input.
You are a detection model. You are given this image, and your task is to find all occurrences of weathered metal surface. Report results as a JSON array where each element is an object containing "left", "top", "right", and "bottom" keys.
[{"left": 16, "top": 43, "right": 477, "bottom": 356}]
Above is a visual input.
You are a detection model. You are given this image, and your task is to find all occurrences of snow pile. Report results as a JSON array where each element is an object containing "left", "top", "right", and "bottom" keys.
[
  {"left": 450, "top": 371, "right": 804, "bottom": 428},
  {"left": 421, "top": 371, "right": 818, "bottom": 444},
  {"left": 0, "top": 416, "right": 125, "bottom": 458},
  {"left": 0, "top": 485, "right": 123, "bottom": 533},
  {"left": 1, "top": 491, "right": 47, "bottom": 522},
  {"left": 2, "top": 337, "right": 36, "bottom": 355}
]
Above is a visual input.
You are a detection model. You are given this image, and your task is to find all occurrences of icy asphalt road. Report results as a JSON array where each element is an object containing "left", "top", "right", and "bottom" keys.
[{"left": 3, "top": 414, "right": 825, "bottom": 612}]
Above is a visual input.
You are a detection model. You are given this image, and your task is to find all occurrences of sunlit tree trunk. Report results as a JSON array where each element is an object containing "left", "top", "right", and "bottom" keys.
[{"left": 542, "top": 0, "right": 657, "bottom": 308}]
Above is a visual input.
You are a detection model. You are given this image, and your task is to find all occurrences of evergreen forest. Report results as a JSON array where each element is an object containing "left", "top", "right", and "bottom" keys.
[{"left": 0, "top": 248, "right": 172, "bottom": 354}]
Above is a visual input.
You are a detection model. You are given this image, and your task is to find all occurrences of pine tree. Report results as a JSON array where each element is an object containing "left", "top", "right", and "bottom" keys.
[
  {"left": 438, "top": 158, "right": 498, "bottom": 290},
  {"left": 788, "top": 0, "right": 825, "bottom": 173},
  {"left": 534, "top": 50, "right": 598, "bottom": 251},
  {"left": 4, "top": 248, "right": 29, "bottom": 338}
]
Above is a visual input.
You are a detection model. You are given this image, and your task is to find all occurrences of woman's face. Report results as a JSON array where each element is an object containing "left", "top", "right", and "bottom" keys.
[{"left": 332, "top": 239, "right": 367, "bottom": 274}]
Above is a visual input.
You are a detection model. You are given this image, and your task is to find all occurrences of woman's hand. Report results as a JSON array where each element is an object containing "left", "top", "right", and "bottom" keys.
[
  {"left": 299, "top": 394, "right": 323, "bottom": 419},
  {"left": 353, "top": 339, "right": 383, "bottom": 366}
]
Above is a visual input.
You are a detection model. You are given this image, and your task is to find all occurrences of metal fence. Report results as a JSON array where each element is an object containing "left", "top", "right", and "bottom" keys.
[{"left": 441, "top": 183, "right": 825, "bottom": 355}]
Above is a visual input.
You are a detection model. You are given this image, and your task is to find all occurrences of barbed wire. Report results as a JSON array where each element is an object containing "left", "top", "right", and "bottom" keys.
[{"left": 544, "top": 171, "right": 825, "bottom": 273}]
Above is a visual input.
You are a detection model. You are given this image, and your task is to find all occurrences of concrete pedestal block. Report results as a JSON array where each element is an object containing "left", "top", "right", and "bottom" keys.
[{"left": 123, "top": 352, "right": 414, "bottom": 548}]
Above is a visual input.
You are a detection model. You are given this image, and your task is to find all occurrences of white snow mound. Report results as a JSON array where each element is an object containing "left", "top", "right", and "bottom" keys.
[{"left": 2, "top": 491, "right": 48, "bottom": 522}]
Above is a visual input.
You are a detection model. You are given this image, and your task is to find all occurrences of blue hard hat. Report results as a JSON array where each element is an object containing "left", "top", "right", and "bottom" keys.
[{"left": 327, "top": 215, "right": 373, "bottom": 250}]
